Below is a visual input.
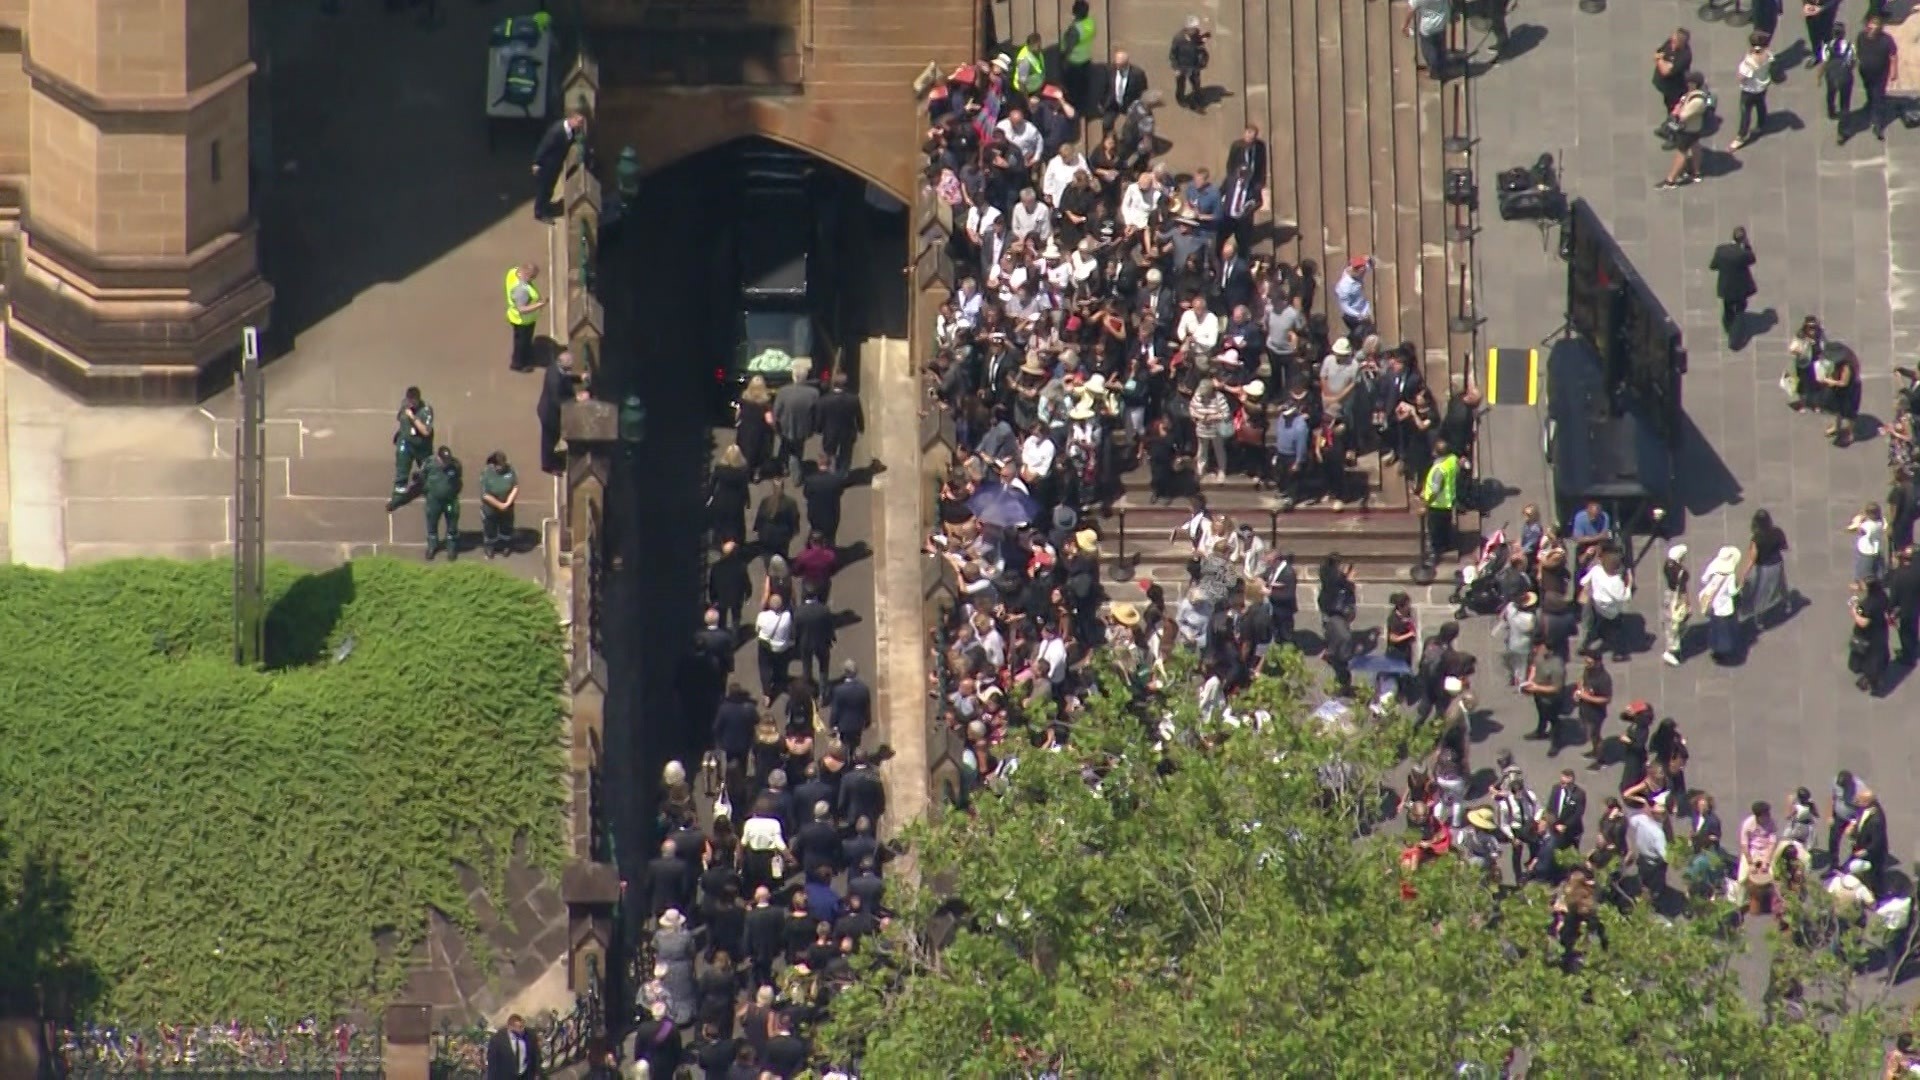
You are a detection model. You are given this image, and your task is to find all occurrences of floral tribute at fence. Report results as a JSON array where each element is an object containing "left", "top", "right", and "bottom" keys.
[{"left": 52, "top": 1019, "right": 383, "bottom": 1076}]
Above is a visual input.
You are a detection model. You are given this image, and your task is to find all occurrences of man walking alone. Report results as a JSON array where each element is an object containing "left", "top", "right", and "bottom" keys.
[{"left": 1708, "top": 228, "right": 1757, "bottom": 349}]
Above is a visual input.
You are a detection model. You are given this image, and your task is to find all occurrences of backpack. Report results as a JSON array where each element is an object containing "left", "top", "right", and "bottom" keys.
[{"left": 496, "top": 55, "right": 542, "bottom": 110}]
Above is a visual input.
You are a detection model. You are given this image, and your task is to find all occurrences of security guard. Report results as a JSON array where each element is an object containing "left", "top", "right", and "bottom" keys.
[
  {"left": 1422, "top": 439, "right": 1461, "bottom": 561},
  {"left": 1061, "top": 1, "right": 1098, "bottom": 110},
  {"left": 1013, "top": 32, "right": 1047, "bottom": 102},
  {"left": 505, "top": 262, "right": 546, "bottom": 371},
  {"left": 423, "top": 445, "right": 464, "bottom": 560},
  {"left": 387, "top": 386, "right": 435, "bottom": 510},
  {"left": 479, "top": 451, "right": 520, "bottom": 559}
]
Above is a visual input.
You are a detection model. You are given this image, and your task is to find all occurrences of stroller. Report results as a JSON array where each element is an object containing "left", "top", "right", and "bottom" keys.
[{"left": 1450, "top": 525, "right": 1509, "bottom": 620}]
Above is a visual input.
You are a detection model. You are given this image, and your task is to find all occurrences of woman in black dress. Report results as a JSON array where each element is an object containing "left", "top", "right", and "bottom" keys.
[
  {"left": 708, "top": 443, "right": 752, "bottom": 545},
  {"left": 736, "top": 376, "right": 777, "bottom": 479},
  {"left": 1614, "top": 704, "right": 1653, "bottom": 794},
  {"left": 1850, "top": 577, "right": 1892, "bottom": 694}
]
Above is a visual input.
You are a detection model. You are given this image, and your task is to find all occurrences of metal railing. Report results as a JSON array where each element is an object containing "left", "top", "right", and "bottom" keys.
[{"left": 51, "top": 1021, "right": 384, "bottom": 1078}]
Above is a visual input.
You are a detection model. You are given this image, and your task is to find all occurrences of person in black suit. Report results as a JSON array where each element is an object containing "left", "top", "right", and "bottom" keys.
[
  {"left": 531, "top": 107, "right": 588, "bottom": 222},
  {"left": 742, "top": 885, "right": 787, "bottom": 987},
  {"left": 1213, "top": 236, "right": 1255, "bottom": 315},
  {"left": 1534, "top": 769, "right": 1587, "bottom": 882},
  {"left": 836, "top": 751, "right": 887, "bottom": 824},
  {"left": 535, "top": 349, "right": 578, "bottom": 475},
  {"left": 1225, "top": 124, "right": 1271, "bottom": 194},
  {"left": 485, "top": 1015, "right": 539, "bottom": 1080},
  {"left": 812, "top": 371, "right": 865, "bottom": 476},
  {"left": 1707, "top": 227, "right": 1758, "bottom": 348},
  {"left": 1217, "top": 163, "right": 1262, "bottom": 256},
  {"left": 1847, "top": 788, "right": 1890, "bottom": 894},
  {"left": 643, "top": 838, "right": 695, "bottom": 918},
  {"left": 1099, "top": 49, "right": 1149, "bottom": 134}
]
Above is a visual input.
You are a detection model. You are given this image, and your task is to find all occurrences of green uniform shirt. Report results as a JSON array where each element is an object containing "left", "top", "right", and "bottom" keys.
[
  {"left": 424, "top": 455, "right": 462, "bottom": 500},
  {"left": 481, "top": 465, "right": 518, "bottom": 505},
  {"left": 397, "top": 402, "right": 435, "bottom": 450}
]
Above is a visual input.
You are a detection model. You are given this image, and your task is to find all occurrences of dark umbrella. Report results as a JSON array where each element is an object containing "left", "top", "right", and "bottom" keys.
[{"left": 967, "top": 482, "right": 1041, "bottom": 529}]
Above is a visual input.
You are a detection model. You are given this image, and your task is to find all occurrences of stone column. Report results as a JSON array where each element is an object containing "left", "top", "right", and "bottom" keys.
[{"left": 7, "top": 0, "right": 272, "bottom": 403}]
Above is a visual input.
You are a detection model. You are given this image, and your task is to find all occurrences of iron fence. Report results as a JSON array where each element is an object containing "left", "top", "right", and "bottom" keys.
[{"left": 52, "top": 1020, "right": 382, "bottom": 1078}]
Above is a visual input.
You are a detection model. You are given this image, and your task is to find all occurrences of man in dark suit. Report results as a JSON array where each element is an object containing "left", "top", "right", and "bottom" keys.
[
  {"left": 1099, "top": 49, "right": 1149, "bottom": 134},
  {"left": 837, "top": 751, "right": 887, "bottom": 825},
  {"left": 485, "top": 1015, "right": 539, "bottom": 1080},
  {"left": 1225, "top": 124, "right": 1270, "bottom": 195},
  {"left": 812, "top": 371, "right": 866, "bottom": 476},
  {"left": 1212, "top": 236, "right": 1255, "bottom": 315},
  {"left": 792, "top": 586, "right": 837, "bottom": 686},
  {"left": 1218, "top": 163, "right": 1262, "bottom": 256},
  {"left": 1848, "top": 788, "right": 1890, "bottom": 894},
  {"left": 535, "top": 349, "right": 578, "bottom": 475},
  {"left": 643, "top": 838, "right": 695, "bottom": 918},
  {"left": 1532, "top": 769, "right": 1586, "bottom": 882},
  {"left": 1707, "top": 227, "right": 1758, "bottom": 348},
  {"left": 825, "top": 660, "right": 873, "bottom": 750},
  {"left": 742, "top": 885, "right": 787, "bottom": 987},
  {"left": 531, "top": 108, "right": 588, "bottom": 222}
]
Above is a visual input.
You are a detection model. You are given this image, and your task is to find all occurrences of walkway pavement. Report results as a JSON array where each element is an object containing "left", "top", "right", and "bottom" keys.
[
  {"left": 1457, "top": 6, "right": 1920, "bottom": 867},
  {"left": 4, "top": 1, "right": 555, "bottom": 582}
]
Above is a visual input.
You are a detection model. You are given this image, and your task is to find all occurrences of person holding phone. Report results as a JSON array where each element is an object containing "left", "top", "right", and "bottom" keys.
[{"left": 1728, "top": 32, "right": 1776, "bottom": 153}]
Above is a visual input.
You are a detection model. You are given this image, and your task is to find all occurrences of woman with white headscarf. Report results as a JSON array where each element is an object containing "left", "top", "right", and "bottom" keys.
[
  {"left": 1699, "top": 546, "right": 1743, "bottom": 663},
  {"left": 1660, "top": 544, "right": 1692, "bottom": 667}
]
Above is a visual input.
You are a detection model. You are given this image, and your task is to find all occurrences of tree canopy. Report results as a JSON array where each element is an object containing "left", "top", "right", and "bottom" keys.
[
  {"left": 822, "top": 650, "right": 1893, "bottom": 1078},
  {"left": 0, "top": 558, "right": 567, "bottom": 1022}
]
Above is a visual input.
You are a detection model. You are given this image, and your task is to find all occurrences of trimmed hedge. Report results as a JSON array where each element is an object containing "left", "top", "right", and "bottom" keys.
[{"left": 0, "top": 558, "right": 568, "bottom": 1022}]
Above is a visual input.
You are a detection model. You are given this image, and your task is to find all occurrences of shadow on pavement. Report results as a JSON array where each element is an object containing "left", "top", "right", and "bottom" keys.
[{"left": 257, "top": 2, "right": 543, "bottom": 350}]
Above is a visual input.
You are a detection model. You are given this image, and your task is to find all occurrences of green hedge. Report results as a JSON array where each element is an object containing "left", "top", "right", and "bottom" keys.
[{"left": 0, "top": 558, "right": 568, "bottom": 1022}]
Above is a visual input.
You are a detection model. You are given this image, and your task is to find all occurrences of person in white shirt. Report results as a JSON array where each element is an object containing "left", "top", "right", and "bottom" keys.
[
  {"left": 1698, "top": 545, "right": 1742, "bottom": 662},
  {"left": 1020, "top": 431, "right": 1056, "bottom": 480},
  {"left": 1042, "top": 143, "right": 1091, "bottom": 206},
  {"left": 1848, "top": 501, "right": 1887, "bottom": 583},
  {"left": 996, "top": 107, "right": 1044, "bottom": 166},
  {"left": 1334, "top": 257, "right": 1372, "bottom": 332},
  {"left": 1176, "top": 295, "right": 1221, "bottom": 352},
  {"left": 1009, "top": 187, "right": 1053, "bottom": 245},
  {"left": 1578, "top": 549, "right": 1633, "bottom": 660},
  {"left": 1032, "top": 624, "right": 1069, "bottom": 686},
  {"left": 965, "top": 201, "right": 1002, "bottom": 247},
  {"left": 1728, "top": 31, "right": 1774, "bottom": 152},
  {"left": 1120, "top": 172, "right": 1160, "bottom": 232},
  {"left": 754, "top": 594, "right": 794, "bottom": 704}
]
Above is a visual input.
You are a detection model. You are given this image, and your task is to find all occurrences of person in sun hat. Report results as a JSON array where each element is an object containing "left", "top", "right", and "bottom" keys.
[
  {"left": 1698, "top": 545, "right": 1743, "bottom": 663},
  {"left": 1459, "top": 805, "right": 1505, "bottom": 877},
  {"left": 1660, "top": 543, "right": 1692, "bottom": 667}
]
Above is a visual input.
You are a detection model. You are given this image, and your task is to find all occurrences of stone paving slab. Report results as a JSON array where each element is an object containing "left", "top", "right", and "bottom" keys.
[{"left": 1454, "top": 4, "right": 1920, "bottom": 866}]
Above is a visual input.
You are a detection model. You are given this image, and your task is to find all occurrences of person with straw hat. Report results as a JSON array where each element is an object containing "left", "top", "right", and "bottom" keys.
[{"left": 1699, "top": 545, "right": 1744, "bottom": 663}]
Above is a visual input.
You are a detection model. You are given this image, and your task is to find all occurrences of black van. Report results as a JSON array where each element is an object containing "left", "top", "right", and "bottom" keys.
[{"left": 711, "top": 145, "right": 835, "bottom": 412}]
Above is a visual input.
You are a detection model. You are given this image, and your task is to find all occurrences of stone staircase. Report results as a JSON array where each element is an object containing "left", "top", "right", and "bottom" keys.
[{"left": 1003, "top": 0, "right": 1452, "bottom": 596}]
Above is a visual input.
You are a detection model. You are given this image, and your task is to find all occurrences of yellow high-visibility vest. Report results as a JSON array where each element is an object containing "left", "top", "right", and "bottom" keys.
[
  {"left": 1063, "top": 16, "right": 1096, "bottom": 66},
  {"left": 1424, "top": 454, "right": 1459, "bottom": 511},
  {"left": 1013, "top": 44, "right": 1046, "bottom": 93},
  {"left": 505, "top": 268, "right": 539, "bottom": 326}
]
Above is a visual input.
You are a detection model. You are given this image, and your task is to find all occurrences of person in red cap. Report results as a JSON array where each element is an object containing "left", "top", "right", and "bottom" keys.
[{"left": 1334, "top": 256, "right": 1374, "bottom": 334}]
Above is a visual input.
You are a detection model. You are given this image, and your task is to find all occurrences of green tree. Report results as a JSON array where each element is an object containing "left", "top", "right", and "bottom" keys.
[{"left": 822, "top": 650, "right": 1889, "bottom": 1078}]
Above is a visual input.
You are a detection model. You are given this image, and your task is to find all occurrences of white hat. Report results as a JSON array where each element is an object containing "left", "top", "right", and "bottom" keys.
[
  {"left": 1666, "top": 543, "right": 1689, "bottom": 563},
  {"left": 1706, "top": 545, "right": 1742, "bottom": 576},
  {"left": 991, "top": 54, "right": 1011, "bottom": 72},
  {"left": 658, "top": 908, "right": 686, "bottom": 930},
  {"left": 1244, "top": 379, "right": 1266, "bottom": 399},
  {"left": 1069, "top": 400, "right": 1096, "bottom": 421},
  {"left": 1084, "top": 373, "right": 1107, "bottom": 394},
  {"left": 1331, "top": 338, "right": 1353, "bottom": 356},
  {"left": 1443, "top": 676, "right": 1464, "bottom": 695},
  {"left": 1041, "top": 238, "right": 1063, "bottom": 260}
]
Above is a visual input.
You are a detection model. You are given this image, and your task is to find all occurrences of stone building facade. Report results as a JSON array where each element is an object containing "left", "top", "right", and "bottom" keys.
[{"left": 0, "top": 0, "right": 272, "bottom": 404}]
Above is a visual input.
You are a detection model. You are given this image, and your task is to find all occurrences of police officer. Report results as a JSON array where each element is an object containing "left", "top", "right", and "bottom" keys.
[
  {"left": 506, "top": 262, "right": 546, "bottom": 371},
  {"left": 388, "top": 387, "right": 435, "bottom": 510},
  {"left": 479, "top": 451, "right": 520, "bottom": 558},
  {"left": 423, "top": 445, "right": 464, "bottom": 560}
]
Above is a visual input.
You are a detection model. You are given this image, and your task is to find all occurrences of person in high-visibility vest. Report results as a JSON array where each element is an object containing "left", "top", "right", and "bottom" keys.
[
  {"left": 1060, "top": 1, "right": 1098, "bottom": 110},
  {"left": 1013, "top": 32, "right": 1047, "bottom": 100},
  {"left": 505, "top": 262, "right": 546, "bottom": 372},
  {"left": 1422, "top": 440, "right": 1461, "bottom": 561}
]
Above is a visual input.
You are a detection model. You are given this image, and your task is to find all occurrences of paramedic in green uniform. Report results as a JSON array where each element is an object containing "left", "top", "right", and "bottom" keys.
[
  {"left": 387, "top": 386, "right": 435, "bottom": 510},
  {"left": 479, "top": 451, "right": 521, "bottom": 558},
  {"left": 423, "top": 445, "right": 464, "bottom": 561}
]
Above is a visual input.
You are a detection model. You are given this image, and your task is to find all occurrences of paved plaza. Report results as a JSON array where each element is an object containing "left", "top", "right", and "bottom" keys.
[
  {"left": 1456, "top": 4, "right": 1920, "bottom": 867},
  {"left": 5, "top": 1, "right": 556, "bottom": 580}
]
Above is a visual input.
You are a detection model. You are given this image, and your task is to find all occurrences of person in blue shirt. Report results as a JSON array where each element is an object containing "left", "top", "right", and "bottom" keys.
[
  {"left": 1270, "top": 393, "right": 1312, "bottom": 506},
  {"left": 1569, "top": 499, "right": 1612, "bottom": 567},
  {"left": 1183, "top": 168, "right": 1222, "bottom": 231}
]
